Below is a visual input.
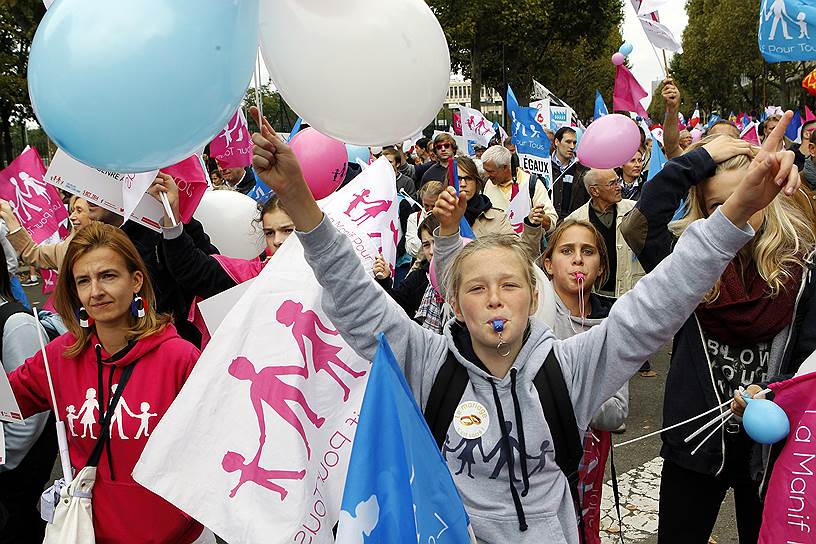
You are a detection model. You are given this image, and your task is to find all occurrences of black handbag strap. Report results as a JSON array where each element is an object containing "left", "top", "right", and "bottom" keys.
[{"left": 86, "top": 361, "right": 136, "bottom": 469}]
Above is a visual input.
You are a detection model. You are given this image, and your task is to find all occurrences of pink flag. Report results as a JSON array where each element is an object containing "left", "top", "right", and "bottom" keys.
[
  {"left": 162, "top": 155, "right": 210, "bottom": 223},
  {"left": 453, "top": 111, "right": 463, "bottom": 136},
  {"left": 759, "top": 372, "right": 816, "bottom": 542},
  {"left": 613, "top": 65, "right": 649, "bottom": 119},
  {"left": 210, "top": 110, "right": 253, "bottom": 169},
  {"left": 0, "top": 147, "right": 69, "bottom": 244},
  {"left": 741, "top": 123, "right": 760, "bottom": 146},
  {"left": 807, "top": 105, "right": 816, "bottom": 123}
]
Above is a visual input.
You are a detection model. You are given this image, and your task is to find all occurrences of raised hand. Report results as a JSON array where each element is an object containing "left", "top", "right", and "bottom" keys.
[
  {"left": 702, "top": 136, "right": 754, "bottom": 164},
  {"left": 662, "top": 77, "right": 680, "bottom": 112},
  {"left": 147, "top": 173, "right": 180, "bottom": 227},
  {"left": 527, "top": 205, "right": 548, "bottom": 228},
  {"left": 373, "top": 254, "right": 390, "bottom": 280},
  {"left": 433, "top": 187, "right": 467, "bottom": 237},
  {"left": 249, "top": 106, "right": 323, "bottom": 232},
  {"left": 720, "top": 111, "right": 800, "bottom": 228},
  {"left": 0, "top": 199, "right": 20, "bottom": 230}
]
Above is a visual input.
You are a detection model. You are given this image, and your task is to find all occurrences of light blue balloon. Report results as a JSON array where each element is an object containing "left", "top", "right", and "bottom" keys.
[
  {"left": 346, "top": 144, "right": 371, "bottom": 167},
  {"left": 619, "top": 42, "right": 634, "bottom": 56},
  {"left": 743, "top": 398, "right": 790, "bottom": 445},
  {"left": 28, "top": 0, "right": 259, "bottom": 172},
  {"left": 574, "top": 127, "right": 584, "bottom": 144}
]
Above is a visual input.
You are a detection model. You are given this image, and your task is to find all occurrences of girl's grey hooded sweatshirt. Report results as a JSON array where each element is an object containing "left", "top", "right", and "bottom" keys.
[{"left": 297, "top": 208, "right": 753, "bottom": 544}]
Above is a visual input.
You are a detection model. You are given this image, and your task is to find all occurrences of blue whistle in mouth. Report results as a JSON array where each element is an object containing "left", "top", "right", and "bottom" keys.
[{"left": 492, "top": 320, "right": 505, "bottom": 333}]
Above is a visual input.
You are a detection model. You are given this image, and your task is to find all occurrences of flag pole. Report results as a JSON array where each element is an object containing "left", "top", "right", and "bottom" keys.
[{"left": 662, "top": 49, "right": 670, "bottom": 76}]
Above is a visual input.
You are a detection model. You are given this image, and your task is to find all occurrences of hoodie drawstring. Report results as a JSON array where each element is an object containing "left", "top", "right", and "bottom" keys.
[
  {"left": 489, "top": 378, "right": 528, "bottom": 532},
  {"left": 510, "top": 369, "right": 530, "bottom": 497}
]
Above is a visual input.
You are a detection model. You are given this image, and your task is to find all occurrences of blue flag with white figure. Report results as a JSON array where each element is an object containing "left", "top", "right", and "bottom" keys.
[
  {"left": 646, "top": 139, "right": 668, "bottom": 183},
  {"left": 594, "top": 90, "right": 609, "bottom": 120},
  {"left": 506, "top": 85, "right": 552, "bottom": 183},
  {"left": 758, "top": 0, "right": 816, "bottom": 62},
  {"left": 247, "top": 170, "right": 274, "bottom": 203},
  {"left": 336, "top": 334, "right": 472, "bottom": 544}
]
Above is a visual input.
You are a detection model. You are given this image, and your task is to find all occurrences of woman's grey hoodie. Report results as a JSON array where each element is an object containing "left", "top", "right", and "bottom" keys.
[{"left": 297, "top": 208, "right": 753, "bottom": 544}]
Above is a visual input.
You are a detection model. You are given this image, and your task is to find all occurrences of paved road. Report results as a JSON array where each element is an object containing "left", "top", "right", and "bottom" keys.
[{"left": 28, "top": 281, "right": 740, "bottom": 543}]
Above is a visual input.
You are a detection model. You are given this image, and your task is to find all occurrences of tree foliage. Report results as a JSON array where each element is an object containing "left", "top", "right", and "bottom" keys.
[
  {"left": 671, "top": 0, "right": 809, "bottom": 115},
  {"left": 428, "top": 0, "right": 624, "bottom": 120},
  {"left": 0, "top": 0, "right": 45, "bottom": 166}
]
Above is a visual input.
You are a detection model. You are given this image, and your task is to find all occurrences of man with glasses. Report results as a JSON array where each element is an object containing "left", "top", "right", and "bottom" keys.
[
  {"left": 419, "top": 133, "right": 457, "bottom": 188},
  {"left": 566, "top": 169, "right": 645, "bottom": 300}
]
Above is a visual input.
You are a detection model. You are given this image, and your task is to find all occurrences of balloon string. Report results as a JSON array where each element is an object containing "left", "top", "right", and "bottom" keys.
[{"left": 254, "top": 49, "right": 264, "bottom": 124}]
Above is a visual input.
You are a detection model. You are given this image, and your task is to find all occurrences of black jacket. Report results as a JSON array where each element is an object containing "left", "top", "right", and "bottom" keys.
[
  {"left": 123, "top": 219, "right": 219, "bottom": 347},
  {"left": 620, "top": 148, "right": 816, "bottom": 477},
  {"left": 162, "top": 225, "right": 238, "bottom": 301},
  {"left": 551, "top": 159, "right": 590, "bottom": 220},
  {"left": 377, "top": 260, "right": 430, "bottom": 321}
]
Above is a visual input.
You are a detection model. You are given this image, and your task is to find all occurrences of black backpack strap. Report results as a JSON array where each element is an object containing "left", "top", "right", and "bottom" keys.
[
  {"left": 424, "top": 350, "right": 470, "bottom": 450},
  {"left": 0, "top": 301, "right": 30, "bottom": 358},
  {"left": 532, "top": 351, "right": 585, "bottom": 536},
  {"left": 529, "top": 173, "right": 538, "bottom": 201}
]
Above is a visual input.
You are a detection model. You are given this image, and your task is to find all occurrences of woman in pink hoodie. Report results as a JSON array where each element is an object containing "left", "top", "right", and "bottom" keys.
[{"left": 8, "top": 222, "right": 209, "bottom": 543}]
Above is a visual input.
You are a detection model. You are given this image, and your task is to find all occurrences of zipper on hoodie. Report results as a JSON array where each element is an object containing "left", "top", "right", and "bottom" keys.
[{"left": 694, "top": 314, "right": 727, "bottom": 477}]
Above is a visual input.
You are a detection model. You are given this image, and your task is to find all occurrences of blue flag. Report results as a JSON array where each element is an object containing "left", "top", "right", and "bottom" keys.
[
  {"left": 247, "top": 170, "right": 274, "bottom": 203},
  {"left": 786, "top": 109, "right": 803, "bottom": 141},
  {"left": 288, "top": 117, "right": 303, "bottom": 142},
  {"left": 337, "top": 334, "right": 472, "bottom": 544},
  {"left": 705, "top": 114, "right": 722, "bottom": 130},
  {"left": 646, "top": 140, "right": 668, "bottom": 183},
  {"left": 758, "top": 0, "right": 816, "bottom": 63},
  {"left": 506, "top": 85, "right": 552, "bottom": 182},
  {"left": 594, "top": 90, "right": 609, "bottom": 120}
]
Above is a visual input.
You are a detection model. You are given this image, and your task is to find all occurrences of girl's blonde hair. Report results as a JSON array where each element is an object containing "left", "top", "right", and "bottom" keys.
[
  {"left": 55, "top": 222, "right": 170, "bottom": 358},
  {"left": 443, "top": 234, "right": 537, "bottom": 307},
  {"left": 542, "top": 219, "right": 610, "bottom": 290},
  {"left": 672, "top": 135, "right": 816, "bottom": 302}
]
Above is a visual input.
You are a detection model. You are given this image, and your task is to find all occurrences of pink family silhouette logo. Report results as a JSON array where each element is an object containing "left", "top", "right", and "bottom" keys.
[
  {"left": 223, "top": 300, "right": 365, "bottom": 500},
  {"left": 276, "top": 299, "right": 366, "bottom": 402},
  {"left": 343, "top": 190, "right": 393, "bottom": 227}
]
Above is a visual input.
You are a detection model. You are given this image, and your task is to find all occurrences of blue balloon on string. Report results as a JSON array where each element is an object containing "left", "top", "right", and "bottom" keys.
[
  {"left": 619, "top": 42, "right": 634, "bottom": 56},
  {"left": 28, "top": 0, "right": 259, "bottom": 172},
  {"left": 743, "top": 398, "right": 789, "bottom": 445}
]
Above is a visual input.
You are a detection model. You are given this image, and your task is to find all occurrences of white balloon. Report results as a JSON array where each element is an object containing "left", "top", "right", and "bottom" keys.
[
  {"left": 194, "top": 190, "right": 265, "bottom": 260},
  {"left": 260, "top": 0, "right": 450, "bottom": 146}
]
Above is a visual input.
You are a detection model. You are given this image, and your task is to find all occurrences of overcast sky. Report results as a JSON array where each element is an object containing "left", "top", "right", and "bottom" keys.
[{"left": 622, "top": 1, "right": 689, "bottom": 101}]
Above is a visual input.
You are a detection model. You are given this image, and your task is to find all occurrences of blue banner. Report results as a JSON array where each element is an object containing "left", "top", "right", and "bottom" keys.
[
  {"left": 758, "top": 0, "right": 816, "bottom": 62},
  {"left": 337, "top": 334, "right": 471, "bottom": 544},
  {"left": 594, "top": 90, "right": 609, "bottom": 120},
  {"left": 507, "top": 85, "right": 552, "bottom": 180}
]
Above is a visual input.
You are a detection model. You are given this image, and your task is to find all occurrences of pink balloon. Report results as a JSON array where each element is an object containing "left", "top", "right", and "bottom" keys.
[
  {"left": 289, "top": 128, "right": 348, "bottom": 200},
  {"left": 611, "top": 52, "right": 626, "bottom": 66},
  {"left": 577, "top": 114, "right": 641, "bottom": 169},
  {"left": 691, "top": 128, "right": 703, "bottom": 143},
  {"left": 429, "top": 238, "right": 472, "bottom": 294}
]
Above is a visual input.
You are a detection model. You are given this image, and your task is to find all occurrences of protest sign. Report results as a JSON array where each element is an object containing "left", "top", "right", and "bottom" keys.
[
  {"left": 507, "top": 86, "right": 552, "bottom": 182},
  {"left": 0, "top": 368, "right": 22, "bottom": 424},
  {"left": 45, "top": 149, "right": 164, "bottom": 232},
  {"left": 758, "top": 0, "right": 816, "bottom": 63},
  {"left": 0, "top": 147, "right": 69, "bottom": 244}
]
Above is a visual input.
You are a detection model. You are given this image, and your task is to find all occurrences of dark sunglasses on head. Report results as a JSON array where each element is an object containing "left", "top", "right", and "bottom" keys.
[{"left": 435, "top": 143, "right": 452, "bottom": 150}]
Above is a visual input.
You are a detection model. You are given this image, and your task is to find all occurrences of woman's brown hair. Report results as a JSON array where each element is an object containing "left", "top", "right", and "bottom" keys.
[
  {"left": 54, "top": 222, "right": 170, "bottom": 358},
  {"left": 445, "top": 156, "right": 485, "bottom": 194},
  {"left": 542, "top": 219, "right": 610, "bottom": 290}
]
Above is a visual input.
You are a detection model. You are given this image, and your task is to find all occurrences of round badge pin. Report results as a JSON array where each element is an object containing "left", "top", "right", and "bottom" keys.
[{"left": 453, "top": 401, "right": 490, "bottom": 439}]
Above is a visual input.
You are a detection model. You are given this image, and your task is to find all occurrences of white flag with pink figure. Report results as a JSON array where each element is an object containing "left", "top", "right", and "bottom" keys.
[
  {"left": 320, "top": 157, "right": 399, "bottom": 275},
  {"left": 459, "top": 105, "right": 497, "bottom": 147},
  {"left": 507, "top": 188, "right": 532, "bottom": 235},
  {"left": 133, "top": 161, "right": 399, "bottom": 544}
]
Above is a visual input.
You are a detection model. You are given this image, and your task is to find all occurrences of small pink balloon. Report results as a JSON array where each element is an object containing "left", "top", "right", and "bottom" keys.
[
  {"left": 611, "top": 52, "right": 626, "bottom": 66},
  {"left": 577, "top": 114, "right": 641, "bottom": 169},
  {"left": 289, "top": 128, "right": 348, "bottom": 200},
  {"left": 691, "top": 128, "right": 703, "bottom": 143},
  {"left": 429, "top": 237, "right": 472, "bottom": 294}
]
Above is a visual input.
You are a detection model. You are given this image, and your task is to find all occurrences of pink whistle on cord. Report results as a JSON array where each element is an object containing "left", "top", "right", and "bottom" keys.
[{"left": 574, "top": 272, "right": 585, "bottom": 281}]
